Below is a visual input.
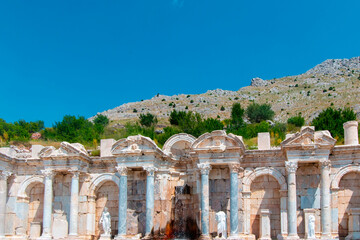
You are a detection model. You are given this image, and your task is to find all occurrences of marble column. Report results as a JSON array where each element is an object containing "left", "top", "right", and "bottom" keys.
[
  {"left": 143, "top": 166, "right": 157, "bottom": 237},
  {"left": 320, "top": 160, "right": 332, "bottom": 238},
  {"left": 242, "top": 191, "right": 251, "bottom": 235},
  {"left": 0, "top": 171, "right": 11, "bottom": 239},
  {"left": 285, "top": 161, "right": 299, "bottom": 239},
  {"left": 197, "top": 163, "right": 211, "bottom": 239},
  {"left": 69, "top": 170, "right": 80, "bottom": 237},
  {"left": 116, "top": 166, "right": 128, "bottom": 238},
  {"left": 40, "top": 169, "right": 55, "bottom": 239},
  {"left": 229, "top": 163, "right": 241, "bottom": 238}
]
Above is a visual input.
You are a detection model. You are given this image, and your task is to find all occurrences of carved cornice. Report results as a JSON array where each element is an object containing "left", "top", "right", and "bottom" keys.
[
  {"left": 229, "top": 163, "right": 242, "bottom": 173},
  {"left": 143, "top": 166, "right": 158, "bottom": 176},
  {"left": 116, "top": 166, "right": 128, "bottom": 176},
  {"left": 320, "top": 160, "right": 331, "bottom": 171},
  {"left": 0, "top": 170, "right": 12, "bottom": 181},
  {"left": 197, "top": 163, "right": 212, "bottom": 175},
  {"left": 41, "top": 169, "right": 55, "bottom": 179},
  {"left": 285, "top": 161, "right": 298, "bottom": 173}
]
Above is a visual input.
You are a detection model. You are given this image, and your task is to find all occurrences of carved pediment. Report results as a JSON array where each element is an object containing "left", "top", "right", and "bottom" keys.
[
  {"left": 111, "top": 135, "right": 161, "bottom": 155},
  {"left": 191, "top": 130, "right": 245, "bottom": 153},
  {"left": 38, "top": 142, "right": 89, "bottom": 159},
  {"left": 282, "top": 126, "right": 336, "bottom": 149}
]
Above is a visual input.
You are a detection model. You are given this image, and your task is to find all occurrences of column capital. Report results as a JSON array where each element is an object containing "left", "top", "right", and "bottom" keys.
[
  {"left": 320, "top": 160, "right": 331, "bottom": 171},
  {"left": 229, "top": 163, "right": 243, "bottom": 173},
  {"left": 285, "top": 161, "right": 298, "bottom": 174},
  {"left": 143, "top": 166, "right": 158, "bottom": 176},
  {"left": 0, "top": 170, "right": 12, "bottom": 180},
  {"left": 116, "top": 166, "right": 128, "bottom": 176},
  {"left": 41, "top": 169, "right": 55, "bottom": 179},
  {"left": 69, "top": 168, "right": 80, "bottom": 179},
  {"left": 197, "top": 163, "right": 212, "bottom": 175}
]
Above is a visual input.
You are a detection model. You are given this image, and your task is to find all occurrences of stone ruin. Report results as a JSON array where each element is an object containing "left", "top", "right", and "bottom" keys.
[{"left": 0, "top": 122, "right": 360, "bottom": 239}]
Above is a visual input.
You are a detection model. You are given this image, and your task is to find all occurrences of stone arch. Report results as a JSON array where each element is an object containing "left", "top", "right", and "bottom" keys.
[
  {"left": 88, "top": 173, "right": 120, "bottom": 197},
  {"left": 17, "top": 176, "right": 44, "bottom": 199},
  {"left": 242, "top": 167, "right": 287, "bottom": 192},
  {"left": 191, "top": 130, "right": 246, "bottom": 152},
  {"left": 331, "top": 164, "right": 360, "bottom": 189},
  {"left": 162, "top": 133, "right": 196, "bottom": 154}
]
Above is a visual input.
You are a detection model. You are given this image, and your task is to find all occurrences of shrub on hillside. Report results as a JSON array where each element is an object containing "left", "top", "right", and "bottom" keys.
[
  {"left": 311, "top": 107, "right": 356, "bottom": 139},
  {"left": 246, "top": 103, "right": 275, "bottom": 123},
  {"left": 287, "top": 115, "right": 305, "bottom": 127},
  {"left": 139, "top": 113, "right": 158, "bottom": 127}
]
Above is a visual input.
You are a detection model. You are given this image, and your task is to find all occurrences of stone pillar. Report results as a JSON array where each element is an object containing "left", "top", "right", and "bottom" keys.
[
  {"left": 116, "top": 166, "right": 128, "bottom": 238},
  {"left": 197, "top": 163, "right": 211, "bottom": 239},
  {"left": 69, "top": 170, "right": 80, "bottom": 237},
  {"left": 0, "top": 171, "right": 11, "bottom": 239},
  {"left": 259, "top": 209, "right": 271, "bottom": 240},
  {"left": 40, "top": 169, "right": 55, "bottom": 239},
  {"left": 331, "top": 188, "right": 339, "bottom": 238},
  {"left": 285, "top": 161, "right": 299, "bottom": 239},
  {"left": 279, "top": 190, "right": 288, "bottom": 238},
  {"left": 143, "top": 166, "right": 157, "bottom": 237},
  {"left": 343, "top": 121, "right": 359, "bottom": 145},
  {"left": 320, "top": 160, "right": 332, "bottom": 238},
  {"left": 229, "top": 164, "right": 241, "bottom": 238},
  {"left": 346, "top": 208, "right": 360, "bottom": 240},
  {"left": 242, "top": 191, "right": 251, "bottom": 235}
]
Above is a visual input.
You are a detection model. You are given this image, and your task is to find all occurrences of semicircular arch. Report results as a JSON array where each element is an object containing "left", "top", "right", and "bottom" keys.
[
  {"left": 331, "top": 164, "right": 360, "bottom": 189},
  {"left": 17, "top": 176, "right": 44, "bottom": 199},
  {"left": 88, "top": 173, "right": 120, "bottom": 197},
  {"left": 243, "top": 167, "right": 287, "bottom": 192}
]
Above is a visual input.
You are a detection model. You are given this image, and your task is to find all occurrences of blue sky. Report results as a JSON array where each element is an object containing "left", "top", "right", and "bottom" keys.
[{"left": 0, "top": 0, "right": 359, "bottom": 126}]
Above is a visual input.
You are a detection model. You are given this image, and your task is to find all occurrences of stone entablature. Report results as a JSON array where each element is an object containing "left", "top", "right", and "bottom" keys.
[{"left": 0, "top": 124, "right": 359, "bottom": 240}]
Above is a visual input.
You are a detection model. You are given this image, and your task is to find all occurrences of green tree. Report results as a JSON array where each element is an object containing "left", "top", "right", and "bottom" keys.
[
  {"left": 230, "top": 103, "right": 245, "bottom": 130},
  {"left": 139, "top": 113, "right": 158, "bottom": 127},
  {"left": 246, "top": 103, "right": 275, "bottom": 123},
  {"left": 287, "top": 115, "right": 305, "bottom": 127},
  {"left": 311, "top": 107, "right": 356, "bottom": 139},
  {"left": 169, "top": 110, "right": 187, "bottom": 125},
  {"left": 94, "top": 114, "right": 109, "bottom": 127}
]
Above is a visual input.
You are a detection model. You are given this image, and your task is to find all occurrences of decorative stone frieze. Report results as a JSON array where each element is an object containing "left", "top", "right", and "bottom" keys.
[{"left": 197, "top": 163, "right": 212, "bottom": 175}]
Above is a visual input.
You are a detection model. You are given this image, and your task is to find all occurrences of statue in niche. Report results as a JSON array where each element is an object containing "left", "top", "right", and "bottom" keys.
[
  {"left": 215, "top": 211, "right": 227, "bottom": 239},
  {"left": 308, "top": 214, "right": 315, "bottom": 239},
  {"left": 100, "top": 207, "right": 111, "bottom": 236}
]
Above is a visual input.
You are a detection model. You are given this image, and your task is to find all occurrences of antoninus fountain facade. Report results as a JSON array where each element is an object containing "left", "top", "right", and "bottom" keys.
[{"left": 0, "top": 121, "right": 360, "bottom": 240}]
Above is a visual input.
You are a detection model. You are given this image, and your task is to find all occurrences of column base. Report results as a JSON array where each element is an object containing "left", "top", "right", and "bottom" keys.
[
  {"left": 259, "top": 238, "right": 271, "bottom": 240},
  {"left": 37, "top": 234, "right": 53, "bottom": 240},
  {"left": 321, "top": 233, "right": 334, "bottom": 240},
  {"left": 67, "top": 234, "right": 82, "bottom": 240},
  {"left": 99, "top": 234, "right": 111, "bottom": 240},
  {"left": 116, "top": 234, "right": 141, "bottom": 240},
  {"left": 199, "top": 234, "right": 212, "bottom": 240},
  {"left": 286, "top": 234, "right": 300, "bottom": 240},
  {"left": 227, "top": 234, "right": 246, "bottom": 240}
]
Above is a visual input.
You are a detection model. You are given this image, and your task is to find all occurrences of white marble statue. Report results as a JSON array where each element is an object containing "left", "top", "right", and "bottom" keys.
[
  {"left": 100, "top": 207, "right": 111, "bottom": 236},
  {"left": 308, "top": 214, "right": 315, "bottom": 239},
  {"left": 215, "top": 211, "right": 227, "bottom": 239}
]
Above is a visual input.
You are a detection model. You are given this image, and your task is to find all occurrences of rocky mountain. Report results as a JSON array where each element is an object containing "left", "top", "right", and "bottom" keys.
[{"left": 90, "top": 56, "right": 360, "bottom": 126}]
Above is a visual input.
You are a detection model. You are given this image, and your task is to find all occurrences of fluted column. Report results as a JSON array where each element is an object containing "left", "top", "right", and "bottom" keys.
[
  {"left": 69, "top": 170, "right": 80, "bottom": 236},
  {"left": 0, "top": 171, "right": 11, "bottom": 239},
  {"left": 320, "top": 160, "right": 332, "bottom": 238},
  {"left": 40, "top": 169, "right": 55, "bottom": 239},
  {"left": 197, "top": 163, "right": 211, "bottom": 239},
  {"left": 229, "top": 163, "right": 241, "bottom": 238},
  {"left": 285, "top": 161, "right": 299, "bottom": 239},
  {"left": 116, "top": 166, "right": 128, "bottom": 238},
  {"left": 143, "top": 166, "right": 157, "bottom": 237}
]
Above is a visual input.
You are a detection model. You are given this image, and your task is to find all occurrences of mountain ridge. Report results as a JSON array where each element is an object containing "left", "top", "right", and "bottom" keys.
[{"left": 90, "top": 56, "right": 360, "bottom": 125}]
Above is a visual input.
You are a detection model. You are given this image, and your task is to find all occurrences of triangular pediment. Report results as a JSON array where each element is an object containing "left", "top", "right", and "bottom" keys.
[{"left": 282, "top": 126, "right": 336, "bottom": 149}]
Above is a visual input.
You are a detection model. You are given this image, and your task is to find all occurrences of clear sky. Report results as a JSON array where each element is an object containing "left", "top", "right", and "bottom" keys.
[{"left": 0, "top": 0, "right": 359, "bottom": 126}]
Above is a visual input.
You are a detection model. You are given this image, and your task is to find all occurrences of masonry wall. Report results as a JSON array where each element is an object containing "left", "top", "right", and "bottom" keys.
[
  {"left": 250, "top": 175, "right": 281, "bottom": 239},
  {"left": 338, "top": 172, "right": 360, "bottom": 239}
]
